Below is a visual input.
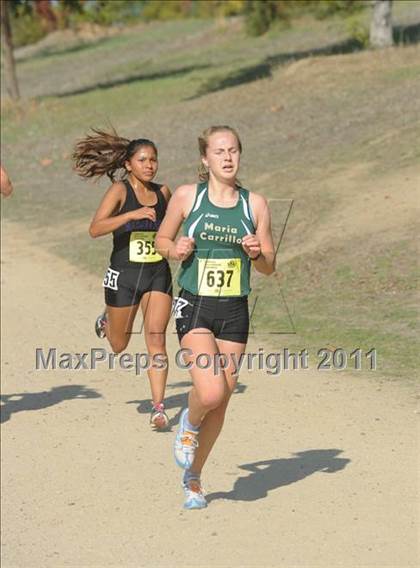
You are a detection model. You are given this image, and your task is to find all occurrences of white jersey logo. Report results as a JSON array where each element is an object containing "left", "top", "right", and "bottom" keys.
[{"left": 172, "top": 296, "right": 190, "bottom": 319}]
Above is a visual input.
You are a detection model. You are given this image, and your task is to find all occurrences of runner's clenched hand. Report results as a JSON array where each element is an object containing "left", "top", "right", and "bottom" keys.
[
  {"left": 129, "top": 207, "right": 156, "bottom": 222},
  {"left": 175, "top": 236, "right": 195, "bottom": 261},
  {"left": 242, "top": 234, "right": 261, "bottom": 259}
]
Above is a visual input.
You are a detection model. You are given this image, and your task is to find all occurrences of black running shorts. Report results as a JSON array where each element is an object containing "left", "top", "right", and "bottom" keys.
[
  {"left": 103, "top": 261, "right": 172, "bottom": 307},
  {"left": 174, "top": 289, "right": 249, "bottom": 344}
]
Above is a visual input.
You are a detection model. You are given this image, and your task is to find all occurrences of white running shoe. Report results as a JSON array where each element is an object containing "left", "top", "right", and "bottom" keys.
[
  {"left": 174, "top": 408, "right": 199, "bottom": 470},
  {"left": 182, "top": 478, "right": 207, "bottom": 510},
  {"left": 150, "top": 402, "right": 169, "bottom": 430}
]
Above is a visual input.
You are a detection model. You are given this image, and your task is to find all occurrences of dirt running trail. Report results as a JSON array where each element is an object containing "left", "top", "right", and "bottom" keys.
[{"left": 1, "top": 220, "right": 418, "bottom": 567}]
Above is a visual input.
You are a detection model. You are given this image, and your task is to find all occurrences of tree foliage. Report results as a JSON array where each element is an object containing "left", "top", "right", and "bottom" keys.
[
  {"left": 9, "top": 1, "right": 48, "bottom": 47},
  {"left": 141, "top": 0, "right": 245, "bottom": 21},
  {"left": 6, "top": 0, "right": 393, "bottom": 47},
  {"left": 82, "top": 1, "right": 144, "bottom": 26},
  {"left": 297, "top": 0, "right": 365, "bottom": 20},
  {"left": 1, "top": 0, "right": 20, "bottom": 99},
  {"left": 244, "top": 0, "right": 365, "bottom": 37},
  {"left": 245, "top": 1, "right": 289, "bottom": 36}
]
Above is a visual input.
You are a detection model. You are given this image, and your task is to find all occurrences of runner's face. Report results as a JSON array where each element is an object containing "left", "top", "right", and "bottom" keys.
[
  {"left": 126, "top": 146, "right": 158, "bottom": 183},
  {"left": 202, "top": 131, "right": 240, "bottom": 182}
]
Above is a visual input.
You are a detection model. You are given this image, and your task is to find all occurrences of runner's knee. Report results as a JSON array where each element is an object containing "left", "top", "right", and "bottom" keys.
[
  {"left": 108, "top": 336, "right": 129, "bottom": 354},
  {"left": 145, "top": 331, "right": 166, "bottom": 351},
  {"left": 196, "top": 386, "right": 225, "bottom": 411}
]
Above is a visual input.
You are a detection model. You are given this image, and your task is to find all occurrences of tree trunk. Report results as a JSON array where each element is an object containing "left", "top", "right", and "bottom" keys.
[
  {"left": 0, "top": 1, "right": 20, "bottom": 100},
  {"left": 370, "top": 0, "right": 394, "bottom": 48}
]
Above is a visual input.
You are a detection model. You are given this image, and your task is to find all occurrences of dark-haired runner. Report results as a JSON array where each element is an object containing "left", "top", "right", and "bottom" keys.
[{"left": 73, "top": 130, "right": 172, "bottom": 429}]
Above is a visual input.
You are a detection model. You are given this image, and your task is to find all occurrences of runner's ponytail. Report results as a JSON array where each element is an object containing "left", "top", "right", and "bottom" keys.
[{"left": 73, "top": 129, "right": 157, "bottom": 182}]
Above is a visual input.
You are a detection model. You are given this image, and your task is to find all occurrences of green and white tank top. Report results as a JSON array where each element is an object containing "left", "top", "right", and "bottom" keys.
[{"left": 178, "top": 182, "right": 256, "bottom": 297}]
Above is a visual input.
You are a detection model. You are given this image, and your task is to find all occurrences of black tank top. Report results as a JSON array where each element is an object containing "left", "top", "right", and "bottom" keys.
[{"left": 110, "top": 179, "right": 168, "bottom": 268}]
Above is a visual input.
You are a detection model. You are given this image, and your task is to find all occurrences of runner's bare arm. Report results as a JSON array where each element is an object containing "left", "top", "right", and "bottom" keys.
[
  {"left": 160, "top": 184, "right": 172, "bottom": 202},
  {"left": 0, "top": 165, "right": 13, "bottom": 197},
  {"left": 155, "top": 184, "right": 196, "bottom": 260},
  {"left": 245, "top": 193, "right": 276, "bottom": 275},
  {"left": 89, "top": 182, "right": 155, "bottom": 238}
]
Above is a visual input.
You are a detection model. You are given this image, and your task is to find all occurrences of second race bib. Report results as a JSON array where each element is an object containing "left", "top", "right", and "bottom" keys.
[
  {"left": 129, "top": 231, "right": 162, "bottom": 263},
  {"left": 198, "top": 258, "right": 241, "bottom": 296}
]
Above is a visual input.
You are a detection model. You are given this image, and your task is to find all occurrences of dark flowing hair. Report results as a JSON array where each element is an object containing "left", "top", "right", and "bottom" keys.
[
  {"left": 197, "top": 125, "right": 242, "bottom": 182},
  {"left": 72, "top": 128, "right": 157, "bottom": 182}
]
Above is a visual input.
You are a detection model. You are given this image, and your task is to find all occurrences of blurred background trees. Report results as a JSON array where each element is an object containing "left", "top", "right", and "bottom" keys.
[
  {"left": 1, "top": 0, "right": 20, "bottom": 99},
  {"left": 4, "top": 0, "right": 394, "bottom": 46},
  {"left": 0, "top": 0, "right": 398, "bottom": 101}
]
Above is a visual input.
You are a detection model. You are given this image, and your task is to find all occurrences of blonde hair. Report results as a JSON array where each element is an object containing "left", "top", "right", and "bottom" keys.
[{"left": 198, "top": 125, "right": 242, "bottom": 182}]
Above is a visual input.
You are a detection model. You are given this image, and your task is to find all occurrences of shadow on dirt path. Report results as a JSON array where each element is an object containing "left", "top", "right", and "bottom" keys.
[
  {"left": 207, "top": 449, "right": 350, "bottom": 503},
  {"left": 0, "top": 385, "right": 101, "bottom": 424}
]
